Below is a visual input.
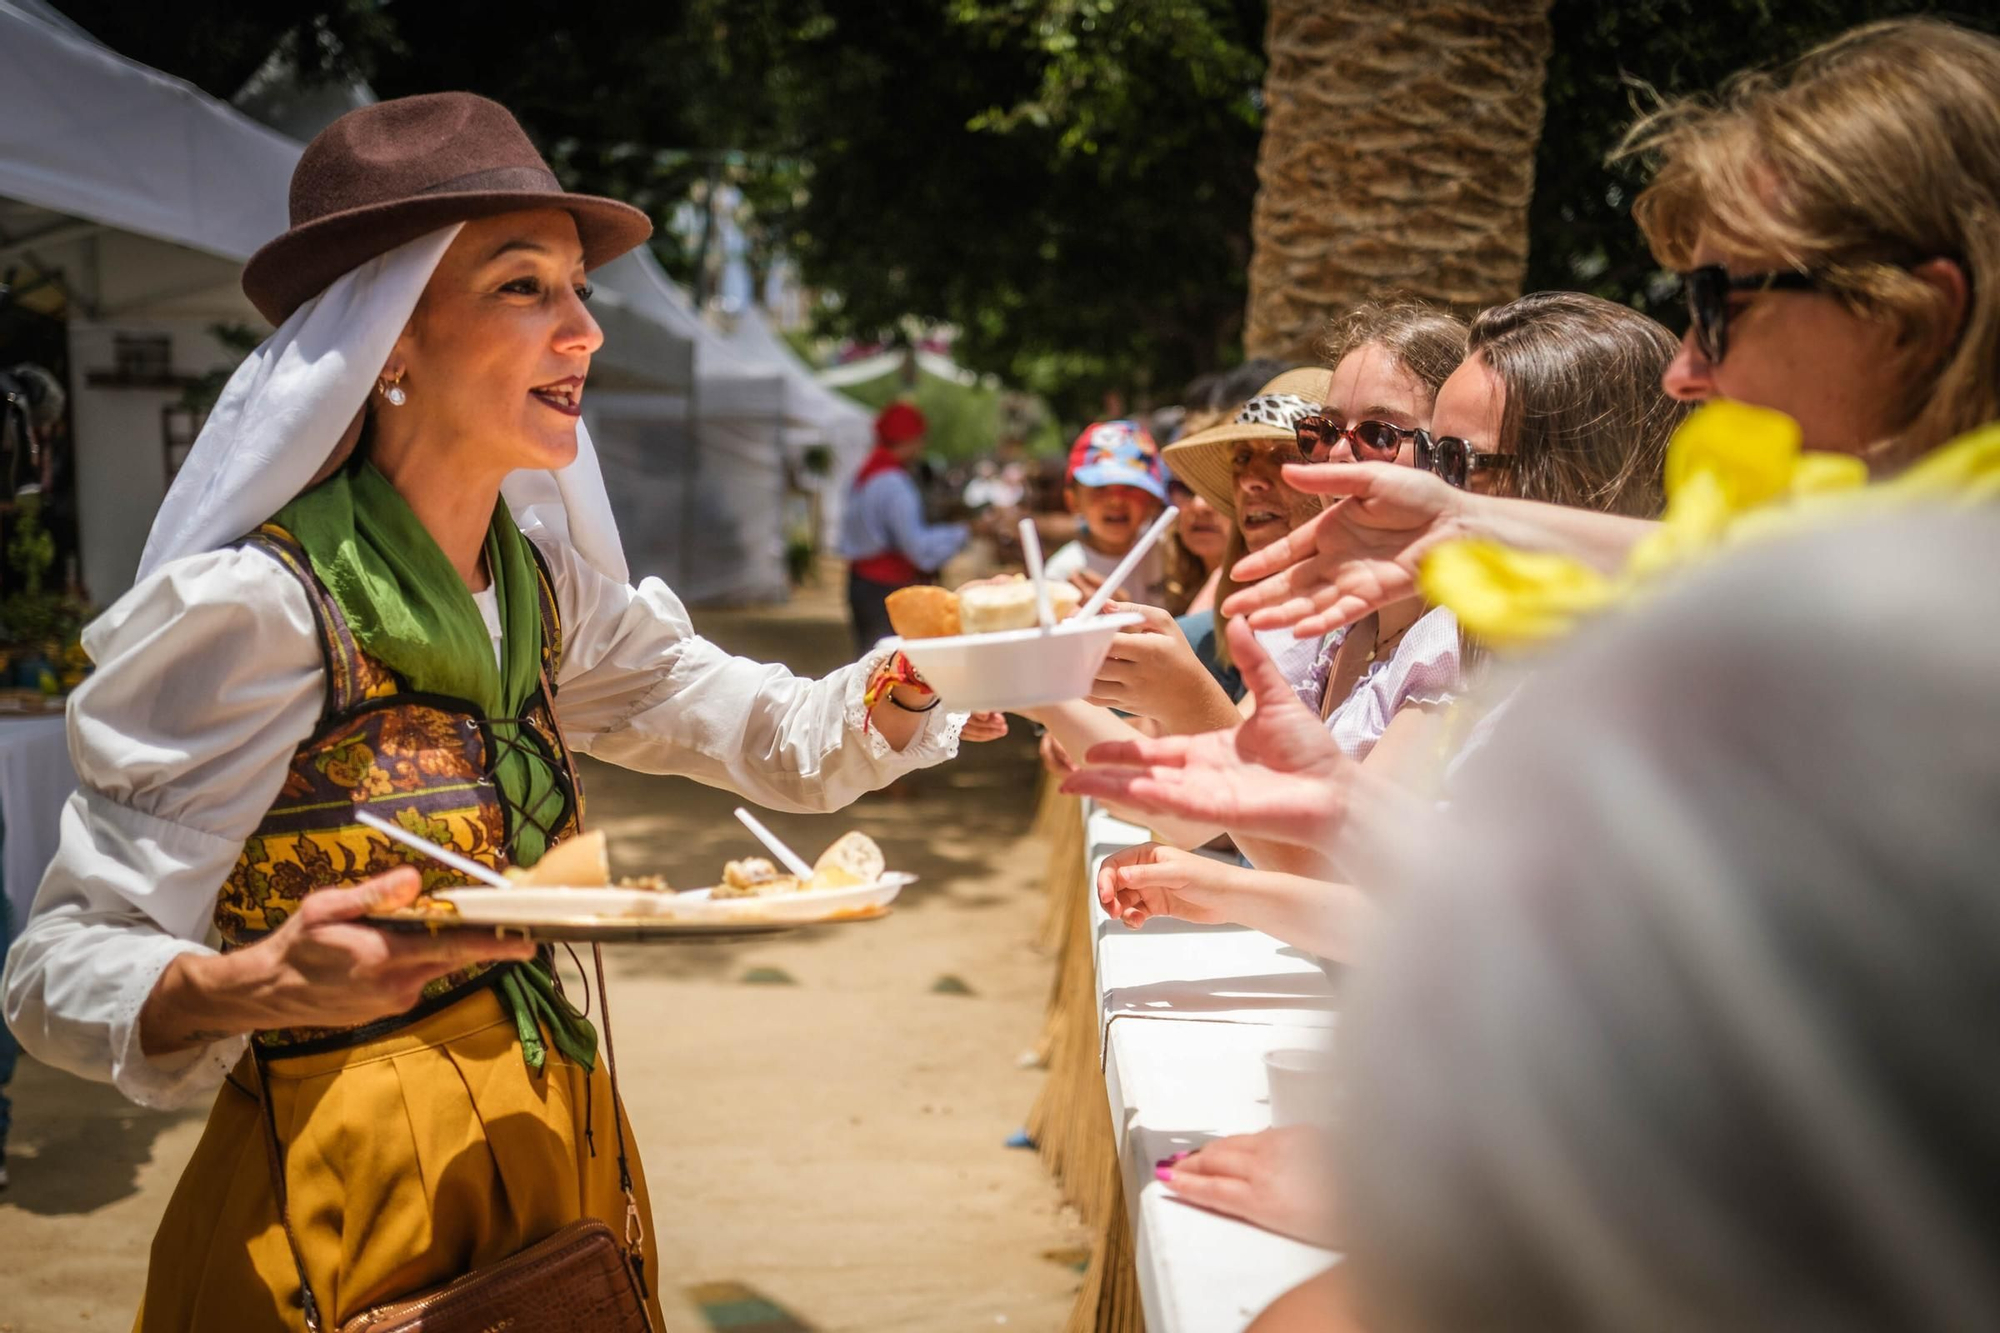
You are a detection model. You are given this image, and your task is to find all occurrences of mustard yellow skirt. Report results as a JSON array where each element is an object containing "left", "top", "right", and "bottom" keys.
[{"left": 135, "top": 987, "right": 665, "bottom": 1331}]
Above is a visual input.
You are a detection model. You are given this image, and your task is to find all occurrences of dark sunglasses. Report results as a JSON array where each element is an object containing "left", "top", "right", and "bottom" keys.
[
  {"left": 1421, "top": 435, "right": 1517, "bottom": 489},
  {"left": 1293, "top": 415, "right": 1427, "bottom": 464},
  {"left": 1680, "top": 265, "right": 1821, "bottom": 365}
]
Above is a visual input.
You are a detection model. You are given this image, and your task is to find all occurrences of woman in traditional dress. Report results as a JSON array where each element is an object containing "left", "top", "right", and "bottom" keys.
[{"left": 1, "top": 93, "right": 988, "bottom": 1329}]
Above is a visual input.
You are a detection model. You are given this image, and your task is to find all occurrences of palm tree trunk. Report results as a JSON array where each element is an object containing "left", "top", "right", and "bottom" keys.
[{"left": 1244, "top": 0, "right": 1556, "bottom": 360}]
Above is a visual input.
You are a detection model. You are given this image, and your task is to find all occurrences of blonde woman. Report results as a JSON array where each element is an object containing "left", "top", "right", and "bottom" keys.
[{"left": 1227, "top": 16, "right": 2000, "bottom": 642}]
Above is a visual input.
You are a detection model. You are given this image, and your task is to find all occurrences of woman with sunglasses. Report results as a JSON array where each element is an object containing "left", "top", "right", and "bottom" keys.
[
  {"left": 1225, "top": 16, "right": 1998, "bottom": 647},
  {"left": 1072, "top": 294, "right": 1689, "bottom": 1258},
  {"left": 1090, "top": 288, "right": 1686, "bottom": 873},
  {"left": 1022, "top": 305, "right": 1465, "bottom": 818}
]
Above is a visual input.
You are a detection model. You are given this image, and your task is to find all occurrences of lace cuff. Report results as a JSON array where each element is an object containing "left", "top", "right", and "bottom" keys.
[
  {"left": 843, "top": 644, "right": 967, "bottom": 766},
  {"left": 107, "top": 938, "right": 245, "bottom": 1110}
]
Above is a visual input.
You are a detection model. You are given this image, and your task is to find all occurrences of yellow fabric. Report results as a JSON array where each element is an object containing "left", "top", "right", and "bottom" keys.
[
  {"left": 1421, "top": 403, "right": 2000, "bottom": 649},
  {"left": 134, "top": 988, "right": 665, "bottom": 1331}
]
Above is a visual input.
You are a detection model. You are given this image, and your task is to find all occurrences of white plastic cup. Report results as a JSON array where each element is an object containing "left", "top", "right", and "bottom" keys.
[{"left": 1264, "top": 1046, "right": 1338, "bottom": 1128}]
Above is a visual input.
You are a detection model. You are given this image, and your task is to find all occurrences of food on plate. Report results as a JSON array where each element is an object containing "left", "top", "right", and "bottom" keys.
[
  {"left": 958, "top": 576, "right": 1080, "bottom": 633},
  {"left": 501, "top": 829, "right": 610, "bottom": 887},
  {"left": 885, "top": 585, "right": 960, "bottom": 639},
  {"left": 889, "top": 576, "right": 1082, "bottom": 639},
  {"left": 617, "top": 874, "right": 674, "bottom": 892},
  {"left": 710, "top": 832, "right": 888, "bottom": 898},
  {"left": 714, "top": 856, "right": 802, "bottom": 899},
  {"left": 811, "top": 830, "right": 886, "bottom": 888}
]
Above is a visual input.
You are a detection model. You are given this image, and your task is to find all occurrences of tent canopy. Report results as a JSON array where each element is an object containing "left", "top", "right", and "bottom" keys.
[{"left": 0, "top": 1, "right": 297, "bottom": 265}]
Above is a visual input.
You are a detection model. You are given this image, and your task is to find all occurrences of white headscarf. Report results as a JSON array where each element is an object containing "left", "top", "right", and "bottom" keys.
[{"left": 138, "top": 225, "right": 629, "bottom": 585}]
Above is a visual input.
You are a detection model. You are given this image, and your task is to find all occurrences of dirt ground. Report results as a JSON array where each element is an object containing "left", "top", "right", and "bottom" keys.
[{"left": 0, "top": 569, "right": 1083, "bottom": 1333}]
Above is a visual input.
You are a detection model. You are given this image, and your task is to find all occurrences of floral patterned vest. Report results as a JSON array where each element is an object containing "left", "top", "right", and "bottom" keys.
[{"left": 217, "top": 523, "right": 581, "bottom": 1052}]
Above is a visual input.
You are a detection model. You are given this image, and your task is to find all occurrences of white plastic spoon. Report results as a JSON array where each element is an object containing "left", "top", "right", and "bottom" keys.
[
  {"left": 1018, "top": 516, "right": 1055, "bottom": 630},
  {"left": 356, "top": 809, "right": 513, "bottom": 889},
  {"left": 733, "top": 806, "right": 817, "bottom": 881},
  {"left": 1075, "top": 504, "right": 1180, "bottom": 620}
]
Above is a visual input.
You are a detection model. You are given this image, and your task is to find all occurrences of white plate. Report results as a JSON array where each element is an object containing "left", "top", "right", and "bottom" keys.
[
  {"left": 887, "top": 612, "right": 1142, "bottom": 711},
  {"left": 435, "top": 873, "right": 915, "bottom": 926}
]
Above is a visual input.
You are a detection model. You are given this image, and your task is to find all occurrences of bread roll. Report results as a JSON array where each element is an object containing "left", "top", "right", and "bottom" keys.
[
  {"left": 503, "top": 829, "right": 610, "bottom": 887},
  {"left": 958, "top": 576, "right": 1083, "bottom": 633},
  {"left": 811, "top": 831, "right": 886, "bottom": 889},
  {"left": 885, "top": 586, "right": 961, "bottom": 639},
  {"left": 957, "top": 578, "right": 1035, "bottom": 633}
]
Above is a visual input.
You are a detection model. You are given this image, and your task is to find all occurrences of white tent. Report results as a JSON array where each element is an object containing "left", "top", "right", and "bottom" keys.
[
  {"left": 0, "top": 0, "right": 698, "bottom": 600},
  {"left": 587, "top": 248, "right": 793, "bottom": 603},
  {"left": 710, "top": 300, "right": 875, "bottom": 533},
  {"left": 1, "top": 0, "right": 300, "bottom": 596}
]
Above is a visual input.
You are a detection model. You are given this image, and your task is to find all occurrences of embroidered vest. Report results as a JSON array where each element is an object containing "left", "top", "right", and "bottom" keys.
[{"left": 216, "top": 523, "right": 582, "bottom": 1051}]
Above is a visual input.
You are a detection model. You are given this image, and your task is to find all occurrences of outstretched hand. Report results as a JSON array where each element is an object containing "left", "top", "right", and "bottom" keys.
[
  {"left": 1087, "top": 602, "right": 1237, "bottom": 732},
  {"left": 1061, "top": 617, "right": 1354, "bottom": 852},
  {"left": 140, "top": 866, "right": 538, "bottom": 1058},
  {"left": 1157, "top": 1125, "right": 1340, "bottom": 1247},
  {"left": 1222, "top": 462, "right": 1468, "bottom": 639},
  {"left": 1096, "top": 842, "right": 1244, "bottom": 928},
  {"left": 961, "top": 711, "right": 1010, "bottom": 742}
]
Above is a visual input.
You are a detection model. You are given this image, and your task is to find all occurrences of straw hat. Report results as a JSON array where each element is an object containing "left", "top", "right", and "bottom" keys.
[
  {"left": 242, "top": 93, "right": 653, "bottom": 325},
  {"left": 1162, "top": 367, "right": 1332, "bottom": 519}
]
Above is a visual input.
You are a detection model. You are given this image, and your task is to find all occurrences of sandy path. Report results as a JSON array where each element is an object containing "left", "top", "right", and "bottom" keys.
[{"left": 0, "top": 575, "right": 1081, "bottom": 1332}]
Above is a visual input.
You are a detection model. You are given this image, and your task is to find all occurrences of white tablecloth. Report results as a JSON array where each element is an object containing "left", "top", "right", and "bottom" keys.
[
  {"left": 0, "top": 712, "right": 74, "bottom": 928},
  {"left": 1083, "top": 804, "right": 1339, "bottom": 1332}
]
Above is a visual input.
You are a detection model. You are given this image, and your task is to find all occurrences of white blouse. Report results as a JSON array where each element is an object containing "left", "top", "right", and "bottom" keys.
[
  {"left": 1322, "top": 606, "right": 1462, "bottom": 762},
  {"left": 3, "top": 530, "right": 961, "bottom": 1109}
]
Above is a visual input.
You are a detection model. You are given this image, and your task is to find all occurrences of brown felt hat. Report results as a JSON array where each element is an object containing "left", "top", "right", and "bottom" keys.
[{"left": 242, "top": 92, "right": 653, "bottom": 325}]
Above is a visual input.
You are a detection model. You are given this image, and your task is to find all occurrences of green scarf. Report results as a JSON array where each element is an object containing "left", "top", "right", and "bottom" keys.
[{"left": 274, "top": 462, "right": 596, "bottom": 1073}]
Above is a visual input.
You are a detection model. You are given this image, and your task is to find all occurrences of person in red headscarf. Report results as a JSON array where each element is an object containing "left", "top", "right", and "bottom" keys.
[{"left": 838, "top": 401, "right": 971, "bottom": 652}]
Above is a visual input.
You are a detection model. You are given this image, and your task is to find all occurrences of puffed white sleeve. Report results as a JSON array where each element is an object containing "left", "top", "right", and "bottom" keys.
[
  {"left": 1, "top": 546, "right": 324, "bottom": 1109},
  {"left": 538, "top": 536, "right": 964, "bottom": 812}
]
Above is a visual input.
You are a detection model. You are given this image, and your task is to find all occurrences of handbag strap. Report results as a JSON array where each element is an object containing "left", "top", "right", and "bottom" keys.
[
  {"left": 253, "top": 1045, "right": 328, "bottom": 1333},
  {"left": 592, "top": 942, "right": 650, "bottom": 1295}
]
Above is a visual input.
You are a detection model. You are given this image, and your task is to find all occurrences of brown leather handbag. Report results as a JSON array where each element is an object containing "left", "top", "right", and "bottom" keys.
[{"left": 256, "top": 947, "right": 654, "bottom": 1333}]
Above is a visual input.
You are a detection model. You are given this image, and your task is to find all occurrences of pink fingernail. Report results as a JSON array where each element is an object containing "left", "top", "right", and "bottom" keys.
[
  {"left": 1154, "top": 1165, "right": 1174, "bottom": 1183},
  {"left": 1169, "top": 1151, "right": 1191, "bottom": 1164}
]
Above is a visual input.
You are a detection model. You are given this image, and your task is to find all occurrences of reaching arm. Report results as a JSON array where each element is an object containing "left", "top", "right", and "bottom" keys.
[
  {"left": 1222, "top": 463, "right": 1655, "bottom": 639},
  {"left": 1062, "top": 619, "right": 1358, "bottom": 856},
  {"left": 1097, "top": 844, "right": 1379, "bottom": 962},
  {"left": 541, "top": 534, "right": 963, "bottom": 811},
  {"left": 4, "top": 548, "right": 529, "bottom": 1109}
]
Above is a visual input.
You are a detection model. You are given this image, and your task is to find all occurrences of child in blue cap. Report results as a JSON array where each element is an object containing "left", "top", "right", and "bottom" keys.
[{"left": 1042, "top": 419, "right": 1170, "bottom": 607}]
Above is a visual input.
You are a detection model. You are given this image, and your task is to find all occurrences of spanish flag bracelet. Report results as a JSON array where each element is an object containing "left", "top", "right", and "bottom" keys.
[{"left": 862, "top": 652, "right": 938, "bottom": 729}]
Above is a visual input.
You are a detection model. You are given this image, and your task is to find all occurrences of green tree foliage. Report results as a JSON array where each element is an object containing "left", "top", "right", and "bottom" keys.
[
  {"left": 54, "top": 0, "right": 1998, "bottom": 420},
  {"left": 743, "top": 0, "right": 1268, "bottom": 419}
]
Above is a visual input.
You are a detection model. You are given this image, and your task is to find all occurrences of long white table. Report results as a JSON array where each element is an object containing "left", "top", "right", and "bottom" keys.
[{"left": 1083, "top": 804, "right": 1339, "bottom": 1332}]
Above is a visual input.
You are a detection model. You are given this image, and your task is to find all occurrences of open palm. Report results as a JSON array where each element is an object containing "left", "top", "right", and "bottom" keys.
[
  {"left": 1221, "top": 462, "right": 1466, "bottom": 639},
  {"left": 1062, "top": 617, "right": 1355, "bottom": 851},
  {"left": 1096, "top": 843, "right": 1241, "bottom": 928}
]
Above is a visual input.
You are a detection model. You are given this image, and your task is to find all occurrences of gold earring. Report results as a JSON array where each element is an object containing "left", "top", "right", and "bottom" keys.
[{"left": 379, "top": 374, "right": 407, "bottom": 407}]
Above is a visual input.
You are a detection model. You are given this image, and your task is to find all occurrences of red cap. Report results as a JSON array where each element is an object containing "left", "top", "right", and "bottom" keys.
[{"left": 875, "top": 401, "right": 927, "bottom": 446}]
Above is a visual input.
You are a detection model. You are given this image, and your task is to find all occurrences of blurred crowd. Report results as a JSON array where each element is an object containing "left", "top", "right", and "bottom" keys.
[{"left": 849, "top": 17, "right": 2000, "bottom": 1331}]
